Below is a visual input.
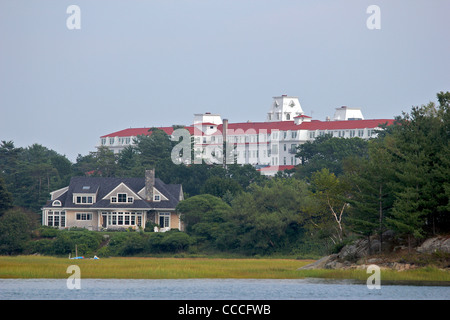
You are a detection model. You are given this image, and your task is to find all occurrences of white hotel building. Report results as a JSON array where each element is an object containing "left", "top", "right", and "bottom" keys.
[{"left": 98, "top": 95, "right": 394, "bottom": 175}]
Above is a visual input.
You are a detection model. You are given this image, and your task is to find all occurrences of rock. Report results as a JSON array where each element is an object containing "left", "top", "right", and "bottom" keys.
[
  {"left": 338, "top": 239, "right": 369, "bottom": 261},
  {"left": 297, "top": 254, "right": 338, "bottom": 270},
  {"left": 417, "top": 236, "right": 450, "bottom": 254}
]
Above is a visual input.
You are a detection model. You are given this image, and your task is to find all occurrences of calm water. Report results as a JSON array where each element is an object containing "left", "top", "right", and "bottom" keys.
[{"left": 0, "top": 278, "right": 449, "bottom": 300}]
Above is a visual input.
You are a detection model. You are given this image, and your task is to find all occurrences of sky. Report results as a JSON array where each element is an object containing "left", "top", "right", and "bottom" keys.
[{"left": 0, "top": 0, "right": 449, "bottom": 162}]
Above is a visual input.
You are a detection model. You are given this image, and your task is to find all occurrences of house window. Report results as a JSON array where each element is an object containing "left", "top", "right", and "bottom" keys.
[
  {"left": 111, "top": 197, "right": 117, "bottom": 203},
  {"left": 159, "top": 212, "right": 170, "bottom": 228},
  {"left": 53, "top": 200, "right": 62, "bottom": 206},
  {"left": 76, "top": 213, "right": 92, "bottom": 221},
  {"left": 60, "top": 212, "right": 66, "bottom": 227},
  {"left": 118, "top": 193, "right": 127, "bottom": 203},
  {"left": 154, "top": 195, "right": 160, "bottom": 201},
  {"left": 75, "top": 196, "right": 93, "bottom": 204},
  {"left": 137, "top": 215, "right": 142, "bottom": 227}
]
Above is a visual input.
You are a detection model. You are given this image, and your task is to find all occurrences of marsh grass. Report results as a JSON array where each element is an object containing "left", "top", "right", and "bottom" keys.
[
  {"left": 0, "top": 256, "right": 312, "bottom": 279},
  {"left": 1, "top": 256, "right": 449, "bottom": 284}
]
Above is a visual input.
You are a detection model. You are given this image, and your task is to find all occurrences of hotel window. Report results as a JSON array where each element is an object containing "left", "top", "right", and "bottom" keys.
[
  {"left": 291, "top": 131, "right": 297, "bottom": 139},
  {"left": 286, "top": 114, "right": 290, "bottom": 120},
  {"left": 358, "top": 129, "right": 364, "bottom": 137},
  {"left": 291, "top": 144, "right": 296, "bottom": 153},
  {"left": 109, "top": 138, "right": 114, "bottom": 145},
  {"left": 101, "top": 138, "right": 106, "bottom": 145},
  {"left": 309, "top": 132, "right": 316, "bottom": 139}
]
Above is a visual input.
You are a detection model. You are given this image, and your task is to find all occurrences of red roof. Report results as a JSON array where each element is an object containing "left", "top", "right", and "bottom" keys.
[
  {"left": 101, "top": 126, "right": 195, "bottom": 138},
  {"left": 101, "top": 119, "right": 394, "bottom": 138},
  {"left": 257, "top": 165, "right": 295, "bottom": 172}
]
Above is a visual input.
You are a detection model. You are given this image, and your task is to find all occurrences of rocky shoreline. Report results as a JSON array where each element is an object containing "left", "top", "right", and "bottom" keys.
[{"left": 298, "top": 233, "right": 450, "bottom": 271}]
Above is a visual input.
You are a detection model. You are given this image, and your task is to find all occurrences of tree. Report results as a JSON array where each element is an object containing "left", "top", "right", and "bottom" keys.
[
  {"left": 200, "top": 176, "right": 243, "bottom": 199},
  {"left": 0, "top": 207, "right": 39, "bottom": 255},
  {"left": 0, "top": 175, "right": 13, "bottom": 216},
  {"left": 295, "top": 135, "right": 369, "bottom": 179},
  {"left": 229, "top": 178, "right": 309, "bottom": 254},
  {"left": 176, "top": 194, "right": 232, "bottom": 249},
  {"left": 135, "top": 128, "right": 172, "bottom": 169},
  {"left": 307, "top": 168, "right": 349, "bottom": 245},
  {"left": 343, "top": 137, "right": 396, "bottom": 253},
  {"left": 383, "top": 101, "right": 446, "bottom": 246}
]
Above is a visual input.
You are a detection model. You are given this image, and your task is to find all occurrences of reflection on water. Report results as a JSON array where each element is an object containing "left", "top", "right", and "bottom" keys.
[{"left": 0, "top": 278, "right": 449, "bottom": 300}]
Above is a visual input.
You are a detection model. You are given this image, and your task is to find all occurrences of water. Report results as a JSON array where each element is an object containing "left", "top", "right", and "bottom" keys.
[{"left": 0, "top": 278, "right": 449, "bottom": 300}]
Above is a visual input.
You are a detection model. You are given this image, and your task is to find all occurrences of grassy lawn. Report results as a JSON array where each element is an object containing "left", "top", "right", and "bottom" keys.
[{"left": 0, "top": 255, "right": 449, "bottom": 284}]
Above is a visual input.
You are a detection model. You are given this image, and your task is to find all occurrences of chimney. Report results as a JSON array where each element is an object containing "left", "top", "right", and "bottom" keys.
[
  {"left": 145, "top": 169, "right": 155, "bottom": 201},
  {"left": 222, "top": 119, "right": 228, "bottom": 168}
]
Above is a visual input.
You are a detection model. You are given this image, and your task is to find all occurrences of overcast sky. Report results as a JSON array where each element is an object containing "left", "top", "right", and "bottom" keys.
[{"left": 1, "top": 0, "right": 449, "bottom": 162}]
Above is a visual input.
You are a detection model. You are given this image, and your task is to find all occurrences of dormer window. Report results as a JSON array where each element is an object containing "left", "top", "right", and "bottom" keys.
[
  {"left": 74, "top": 195, "right": 94, "bottom": 204},
  {"left": 53, "top": 200, "right": 62, "bottom": 206},
  {"left": 154, "top": 195, "right": 160, "bottom": 201},
  {"left": 118, "top": 193, "right": 127, "bottom": 203},
  {"left": 111, "top": 193, "right": 134, "bottom": 203}
]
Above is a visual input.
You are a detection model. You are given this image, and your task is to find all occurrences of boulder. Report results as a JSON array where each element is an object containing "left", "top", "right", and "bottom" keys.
[
  {"left": 338, "top": 239, "right": 369, "bottom": 261},
  {"left": 297, "top": 254, "right": 338, "bottom": 270},
  {"left": 417, "top": 236, "right": 450, "bottom": 254}
]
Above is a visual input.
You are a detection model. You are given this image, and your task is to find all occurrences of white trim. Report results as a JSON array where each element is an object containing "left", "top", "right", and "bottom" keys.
[
  {"left": 137, "top": 186, "right": 169, "bottom": 201},
  {"left": 52, "top": 200, "right": 62, "bottom": 207},
  {"left": 50, "top": 186, "right": 69, "bottom": 200},
  {"left": 102, "top": 182, "right": 141, "bottom": 200}
]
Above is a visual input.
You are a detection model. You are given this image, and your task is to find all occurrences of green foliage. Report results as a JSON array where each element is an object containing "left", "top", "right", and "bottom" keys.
[
  {"left": 0, "top": 92, "right": 448, "bottom": 257},
  {"left": 0, "top": 208, "right": 39, "bottom": 255},
  {"left": 295, "top": 135, "right": 369, "bottom": 179},
  {"left": 0, "top": 141, "right": 73, "bottom": 211},
  {"left": 0, "top": 175, "right": 13, "bottom": 215}
]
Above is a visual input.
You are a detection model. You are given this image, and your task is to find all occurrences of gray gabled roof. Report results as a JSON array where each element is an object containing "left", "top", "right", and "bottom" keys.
[{"left": 43, "top": 176, "right": 182, "bottom": 210}]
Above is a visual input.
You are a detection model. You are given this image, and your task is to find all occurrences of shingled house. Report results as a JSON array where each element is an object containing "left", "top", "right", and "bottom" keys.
[{"left": 41, "top": 169, "right": 184, "bottom": 231}]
